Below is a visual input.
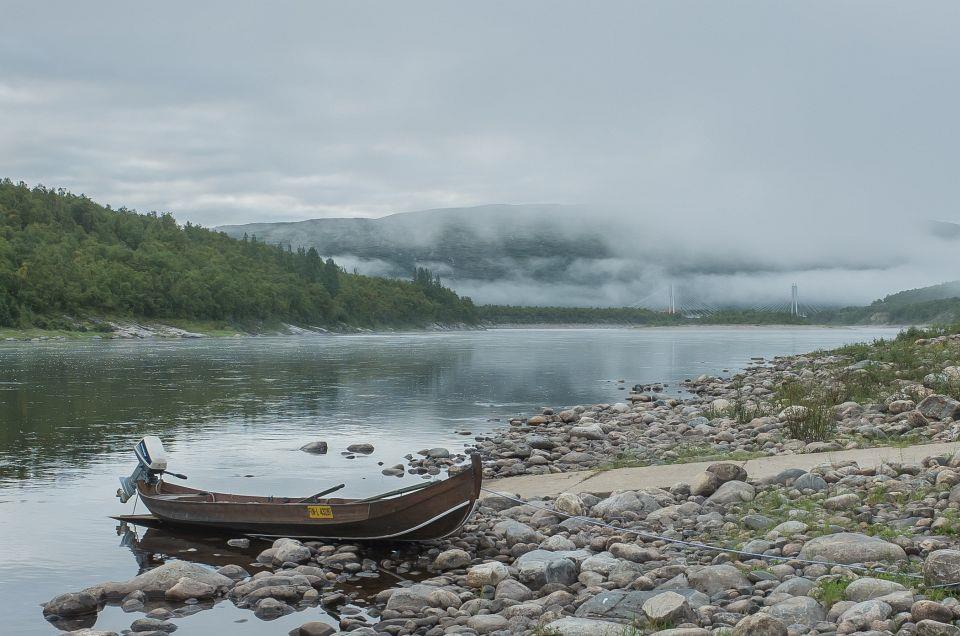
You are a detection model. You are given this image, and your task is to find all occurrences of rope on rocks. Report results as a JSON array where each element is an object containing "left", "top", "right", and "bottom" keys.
[{"left": 477, "top": 487, "right": 950, "bottom": 586}]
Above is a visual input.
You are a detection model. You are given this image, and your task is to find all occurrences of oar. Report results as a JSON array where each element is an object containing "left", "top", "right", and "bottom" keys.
[
  {"left": 356, "top": 480, "right": 434, "bottom": 503},
  {"left": 296, "top": 483, "right": 346, "bottom": 503}
]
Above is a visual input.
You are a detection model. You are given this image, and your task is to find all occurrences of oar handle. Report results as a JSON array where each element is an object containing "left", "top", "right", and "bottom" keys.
[{"left": 296, "top": 483, "right": 346, "bottom": 503}]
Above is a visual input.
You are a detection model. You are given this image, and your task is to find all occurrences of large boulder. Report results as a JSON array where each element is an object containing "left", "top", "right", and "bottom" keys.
[
  {"left": 129, "top": 617, "right": 177, "bottom": 632},
  {"left": 837, "top": 599, "right": 893, "bottom": 631},
  {"left": 608, "top": 542, "right": 657, "bottom": 563},
  {"left": 844, "top": 577, "right": 907, "bottom": 602},
  {"left": 591, "top": 491, "right": 659, "bottom": 520},
  {"left": 433, "top": 548, "right": 471, "bottom": 570},
  {"left": 733, "top": 613, "right": 787, "bottom": 636},
  {"left": 515, "top": 550, "right": 578, "bottom": 588},
  {"left": 544, "top": 617, "right": 629, "bottom": 636},
  {"left": 542, "top": 534, "right": 578, "bottom": 551},
  {"left": 555, "top": 492, "right": 584, "bottom": 516},
  {"left": 290, "top": 622, "right": 336, "bottom": 636},
  {"left": 793, "top": 473, "right": 828, "bottom": 492},
  {"left": 762, "top": 596, "right": 826, "bottom": 628},
  {"left": 770, "top": 520, "right": 808, "bottom": 537},
  {"left": 576, "top": 589, "right": 710, "bottom": 620},
  {"left": 797, "top": 532, "right": 907, "bottom": 564},
  {"left": 707, "top": 481, "right": 755, "bottom": 505},
  {"left": 771, "top": 577, "right": 815, "bottom": 596},
  {"left": 526, "top": 434, "right": 556, "bottom": 450},
  {"left": 228, "top": 573, "right": 312, "bottom": 603},
  {"left": 492, "top": 519, "right": 540, "bottom": 545},
  {"left": 385, "top": 584, "right": 454, "bottom": 612},
  {"left": 272, "top": 539, "right": 312, "bottom": 565},
  {"left": 42, "top": 591, "right": 100, "bottom": 618},
  {"left": 690, "top": 471, "right": 722, "bottom": 496},
  {"left": 687, "top": 564, "right": 750, "bottom": 595},
  {"left": 466, "top": 614, "right": 508, "bottom": 634},
  {"left": 888, "top": 399, "right": 916, "bottom": 414},
  {"left": 912, "top": 600, "right": 954, "bottom": 623},
  {"left": 824, "top": 493, "right": 860, "bottom": 511},
  {"left": 642, "top": 591, "right": 694, "bottom": 623},
  {"left": 254, "top": 597, "right": 294, "bottom": 619},
  {"left": 918, "top": 395, "right": 960, "bottom": 421},
  {"left": 768, "top": 468, "right": 807, "bottom": 486},
  {"left": 465, "top": 562, "right": 509, "bottom": 588},
  {"left": 96, "top": 561, "right": 234, "bottom": 598},
  {"left": 427, "top": 588, "right": 462, "bottom": 609},
  {"left": 164, "top": 576, "right": 218, "bottom": 601},
  {"left": 706, "top": 462, "right": 747, "bottom": 483},
  {"left": 570, "top": 423, "right": 606, "bottom": 440},
  {"left": 924, "top": 550, "right": 960, "bottom": 585},
  {"left": 495, "top": 578, "right": 533, "bottom": 602},
  {"left": 916, "top": 620, "right": 960, "bottom": 636}
]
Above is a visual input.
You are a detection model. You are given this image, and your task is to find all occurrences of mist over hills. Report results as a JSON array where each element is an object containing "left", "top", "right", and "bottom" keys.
[{"left": 218, "top": 206, "right": 960, "bottom": 308}]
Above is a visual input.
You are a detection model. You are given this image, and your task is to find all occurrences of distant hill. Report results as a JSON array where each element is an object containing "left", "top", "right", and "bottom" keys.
[
  {"left": 219, "top": 204, "right": 611, "bottom": 284},
  {"left": 872, "top": 280, "right": 960, "bottom": 308},
  {"left": 824, "top": 280, "right": 960, "bottom": 325},
  {"left": 219, "top": 205, "right": 960, "bottom": 308},
  {"left": 0, "top": 180, "right": 477, "bottom": 329}
]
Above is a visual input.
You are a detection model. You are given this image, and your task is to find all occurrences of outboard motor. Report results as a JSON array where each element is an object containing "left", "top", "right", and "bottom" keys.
[{"left": 117, "top": 436, "right": 185, "bottom": 503}]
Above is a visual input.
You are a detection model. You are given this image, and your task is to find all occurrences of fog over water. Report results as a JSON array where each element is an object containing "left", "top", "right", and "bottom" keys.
[{"left": 2, "top": 2, "right": 959, "bottom": 304}]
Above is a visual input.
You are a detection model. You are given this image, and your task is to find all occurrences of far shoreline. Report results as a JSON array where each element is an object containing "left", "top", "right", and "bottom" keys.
[{"left": 0, "top": 320, "right": 911, "bottom": 343}]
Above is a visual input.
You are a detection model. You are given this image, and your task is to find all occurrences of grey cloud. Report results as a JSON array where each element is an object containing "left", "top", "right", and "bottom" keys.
[{"left": 1, "top": 1, "right": 959, "bottom": 303}]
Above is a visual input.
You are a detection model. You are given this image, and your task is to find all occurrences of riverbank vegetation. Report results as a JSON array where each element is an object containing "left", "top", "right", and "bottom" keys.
[
  {"left": 476, "top": 304, "right": 681, "bottom": 325},
  {"left": 0, "top": 180, "right": 477, "bottom": 330},
  {"left": 479, "top": 295, "right": 960, "bottom": 328},
  {"left": 477, "top": 305, "right": 814, "bottom": 326},
  {"left": 734, "top": 321, "right": 960, "bottom": 445}
]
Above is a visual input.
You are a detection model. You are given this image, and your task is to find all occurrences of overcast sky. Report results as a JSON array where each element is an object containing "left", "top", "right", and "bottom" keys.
[{"left": 2, "top": 1, "right": 959, "bottom": 231}]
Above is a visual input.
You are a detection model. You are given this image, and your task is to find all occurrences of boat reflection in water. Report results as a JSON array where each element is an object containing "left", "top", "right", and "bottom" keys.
[{"left": 117, "top": 522, "right": 259, "bottom": 573}]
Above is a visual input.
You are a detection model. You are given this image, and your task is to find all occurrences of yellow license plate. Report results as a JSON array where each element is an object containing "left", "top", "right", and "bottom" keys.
[{"left": 306, "top": 505, "right": 334, "bottom": 519}]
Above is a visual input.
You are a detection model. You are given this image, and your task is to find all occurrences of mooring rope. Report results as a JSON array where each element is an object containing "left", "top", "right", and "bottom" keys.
[{"left": 477, "top": 487, "right": 952, "bottom": 587}]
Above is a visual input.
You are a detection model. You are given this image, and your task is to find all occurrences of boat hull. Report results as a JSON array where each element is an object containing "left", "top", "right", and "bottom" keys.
[{"left": 131, "top": 454, "right": 482, "bottom": 541}]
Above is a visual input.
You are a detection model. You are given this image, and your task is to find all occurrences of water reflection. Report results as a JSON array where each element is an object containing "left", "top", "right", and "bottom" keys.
[{"left": 118, "top": 525, "right": 260, "bottom": 571}]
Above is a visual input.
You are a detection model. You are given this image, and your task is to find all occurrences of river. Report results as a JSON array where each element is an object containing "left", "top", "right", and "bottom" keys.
[{"left": 0, "top": 326, "right": 902, "bottom": 634}]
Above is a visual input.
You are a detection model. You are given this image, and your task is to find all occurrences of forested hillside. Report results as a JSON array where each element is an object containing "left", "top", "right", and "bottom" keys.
[
  {"left": 0, "top": 180, "right": 477, "bottom": 329},
  {"left": 478, "top": 305, "right": 679, "bottom": 325},
  {"left": 479, "top": 305, "right": 811, "bottom": 326},
  {"left": 816, "top": 280, "right": 960, "bottom": 325}
]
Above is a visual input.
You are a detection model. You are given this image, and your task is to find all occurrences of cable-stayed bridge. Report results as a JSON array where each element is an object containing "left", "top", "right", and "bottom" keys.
[{"left": 629, "top": 283, "right": 831, "bottom": 317}]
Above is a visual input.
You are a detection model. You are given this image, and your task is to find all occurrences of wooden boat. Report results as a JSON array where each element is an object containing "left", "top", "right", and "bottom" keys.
[{"left": 113, "top": 440, "right": 482, "bottom": 541}]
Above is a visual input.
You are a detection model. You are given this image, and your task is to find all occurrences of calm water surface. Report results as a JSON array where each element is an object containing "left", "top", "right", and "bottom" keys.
[{"left": 0, "top": 326, "right": 901, "bottom": 634}]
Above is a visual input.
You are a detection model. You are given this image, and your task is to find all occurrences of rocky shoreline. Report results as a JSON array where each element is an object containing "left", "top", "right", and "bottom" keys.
[
  {"left": 43, "top": 328, "right": 960, "bottom": 636},
  {"left": 1, "top": 319, "right": 487, "bottom": 342}
]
